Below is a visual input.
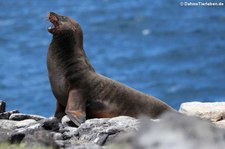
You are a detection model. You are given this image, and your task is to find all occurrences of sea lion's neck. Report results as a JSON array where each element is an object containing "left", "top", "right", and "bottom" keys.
[{"left": 49, "top": 35, "right": 95, "bottom": 80}]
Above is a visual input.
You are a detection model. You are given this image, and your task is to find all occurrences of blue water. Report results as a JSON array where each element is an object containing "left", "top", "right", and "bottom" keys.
[{"left": 0, "top": 0, "right": 225, "bottom": 117}]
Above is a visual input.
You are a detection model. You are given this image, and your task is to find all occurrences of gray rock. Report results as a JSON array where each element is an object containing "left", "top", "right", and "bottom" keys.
[
  {"left": 0, "top": 128, "right": 13, "bottom": 143},
  {"left": 9, "top": 132, "right": 25, "bottom": 143},
  {"left": 0, "top": 110, "right": 19, "bottom": 119},
  {"left": 0, "top": 119, "right": 19, "bottom": 129},
  {"left": 61, "top": 126, "right": 78, "bottom": 139},
  {"left": 133, "top": 112, "right": 225, "bottom": 149},
  {"left": 0, "top": 128, "right": 25, "bottom": 144},
  {"left": 15, "top": 119, "right": 37, "bottom": 128},
  {"left": 76, "top": 116, "right": 139, "bottom": 146},
  {"left": 62, "top": 115, "right": 77, "bottom": 127},
  {"left": 66, "top": 143, "right": 102, "bottom": 149},
  {"left": 9, "top": 113, "right": 46, "bottom": 121},
  {"left": 40, "top": 118, "right": 61, "bottom": 131},
  {"left": 22, "top": 129, "right": 59, "bottom": 149},
  {"left": 27, "top": 123, "right": 42, "bottom": 130},
  {"left": 55, "top": 140, "right": 69, "bottom": 148},
  {"left": 15, "top": 123, "right": 43, "bottom": 134},
  {"left": 179, "top": 102, "right": 225, "bottom": 122},
  {"left": 0, "top": 100, "right": 6, "bottom": 113},
  {"left": 213, "top": 120, "right": 225, "bottom": 129},
  {"left": 51, "top": 132, "right": 63, "bottom": 140}
]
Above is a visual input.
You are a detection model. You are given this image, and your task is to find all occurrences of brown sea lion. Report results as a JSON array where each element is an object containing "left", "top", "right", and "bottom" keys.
[{"left": 47, "top": 12, "right": 176, "bottom": 126}]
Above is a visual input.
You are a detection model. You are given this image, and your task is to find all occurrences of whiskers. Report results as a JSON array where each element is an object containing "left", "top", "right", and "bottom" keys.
[
  {"left": 43, "top": 14, "right": 52, "bottom": 28},
  {"left": 43, "top": 13, "right": 50, "bottom": 22}
]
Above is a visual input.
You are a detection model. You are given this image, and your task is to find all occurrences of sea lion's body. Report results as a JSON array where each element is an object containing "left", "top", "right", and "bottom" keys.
[{"left": 47, "top": 12, "right": 175, "bottom": 126}]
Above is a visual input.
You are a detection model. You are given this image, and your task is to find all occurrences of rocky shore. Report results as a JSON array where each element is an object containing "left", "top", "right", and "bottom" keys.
[{"left": 1, "top": 100, "right": 225, "bottom": 149}]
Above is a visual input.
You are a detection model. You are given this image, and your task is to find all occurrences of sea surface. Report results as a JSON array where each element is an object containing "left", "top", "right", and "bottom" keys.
[{"left": 0, "top": 0, "right": 225, "bottom": 117}]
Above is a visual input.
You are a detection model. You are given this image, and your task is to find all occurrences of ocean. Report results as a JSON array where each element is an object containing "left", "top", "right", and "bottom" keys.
[{"left": 0, "top": 0, "right": 225, "bottom": 116}]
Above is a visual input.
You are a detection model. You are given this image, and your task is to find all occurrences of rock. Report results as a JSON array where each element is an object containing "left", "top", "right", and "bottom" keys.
[
  {"left": 9, "top": 133, "right": 25, "bottom": 143},
  {"left": 132, "top": 112, "right": 225, "bottom": 149},
  {"left": 0, "top": 119, "right": 19, "bottom": 129},
  {"left": 3, "top": 99, "right": 225, "bottom": 149},
  {"left": 27, "top": 123, "right": 42, "bottom": 130},
  {"left": 179, "top": 102, "right": 225, "bottom": 122},
  {"left": 108, "top": 116, "right": 140, "bottom": 131},
  {"left": 15, "top": 123, "right": 43, "bottom": 134},
  {"left": 0, "top": 110, "right": 20, "bottom": 119},
  {"left": 0, "top": 128, "right": 13, "bottom": 143},
  {"left": 0, "top": 128, "right": 25, "bottom": 144},
  {"left": 15, "top": 119, "right": 37, "bottom": 128},
  {"left": 76, "top": 116, "right": 139, "bottom": 146},
  {"left": 61, "top": 126, "right": 78, "bottom": 139},
  {"left": 51, "top": 132, "right": 63, "bottom": 140},
  {"left": 22, "top": 129, "right": 59, "bottom": 149},
  {"left": 66, "top": 143, "right": 103, "bottom": 149},
  {"left": 9, "top": 113, "right": 46, "bottom": 121},
  {"left": 62, "top": 115, "right": 77, "bottom": 127},
  {"left": 0, "top": 119, "right": 40, "bottom": 142},
  {"left": 213, "top": 120, "right": 225, "bottom": 129},
  {"left": 40, "top": 118, "right": 61, "bottom": 131},
  {"left": 55, "top": 140, "right": 69, "bottom": 148},
  {"left": 0, "top": 100, "right": 6, "bottom": 113}
]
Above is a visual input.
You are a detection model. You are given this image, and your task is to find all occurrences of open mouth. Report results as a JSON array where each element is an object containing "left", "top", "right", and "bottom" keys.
[{"left": 48, "top": 12, "right": 59, "bottom": 33}]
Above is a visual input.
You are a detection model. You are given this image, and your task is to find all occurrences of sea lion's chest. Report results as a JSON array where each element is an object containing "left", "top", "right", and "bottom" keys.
[{"left": 47, "top": 51, "right": 68, "bottom": 104}]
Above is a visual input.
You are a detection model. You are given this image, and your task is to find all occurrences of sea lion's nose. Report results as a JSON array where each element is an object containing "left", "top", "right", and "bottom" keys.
[{"left": 49, "top": 12, "right": 60, "bottom": 17}]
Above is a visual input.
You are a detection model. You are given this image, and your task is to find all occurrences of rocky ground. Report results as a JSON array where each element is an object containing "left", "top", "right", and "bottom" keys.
[{"left": 1, "top": 100, "right": 225, "bottom": 149}]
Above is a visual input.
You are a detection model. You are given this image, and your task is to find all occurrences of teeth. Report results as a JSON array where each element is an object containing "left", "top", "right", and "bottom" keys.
[{"left": 48, "top": 25, "right": 55, "bottom": 30}]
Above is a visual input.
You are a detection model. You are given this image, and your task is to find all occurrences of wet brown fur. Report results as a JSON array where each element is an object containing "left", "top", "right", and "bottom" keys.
[{"left": 47, "top": 12, "right": 176, "bottom": 126}]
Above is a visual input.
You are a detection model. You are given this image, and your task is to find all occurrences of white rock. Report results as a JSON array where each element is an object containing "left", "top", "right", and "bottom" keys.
[
  {"left": 179, "top": 102, "right": 225, "bottom": 122},
  {"left": 61, "top": 115, "right": 76, "bottom": 127},
  {"left": 213, "top": 120, "right": 225, "bottom": 129},
  {"left": 134, "top": 112, "right": 225, "bottom": 149},
  {"left": 0, "top": 119, "right": 19, "bottom": 129},
  {"left": 77, "top": 116, "right": 139, "bottom": 146},
  {"left": 15, "top": 119, "right": 37, "bottom": 128}
]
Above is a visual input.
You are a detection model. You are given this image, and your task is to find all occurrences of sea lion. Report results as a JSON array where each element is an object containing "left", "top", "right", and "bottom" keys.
[{"left": 47, "top": 12, "right": 175, "bottom": 126}]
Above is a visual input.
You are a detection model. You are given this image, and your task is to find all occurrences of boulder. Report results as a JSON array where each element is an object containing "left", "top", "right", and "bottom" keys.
[
  {"left": 0, "top": 119, "right": 19, "bottom": 129},
  {"left": 15, "top": 119, "right": 37, "bottom": 128},
  {"left": 0, "top": 100, "right": 6, "bottom": 113},
  {"left": 9, "top": 133, "right": 26, "bottom": 143},
  {"left": 61, "top": 115, "right": 77, "bottom": 127},
  {"left": 9, "top": 113, "right": 46, "bottom": 121},
  {"left": 22, "top": 129, "right": 59, "bottom": 149},
  {"left": 75, "top": 116, "right": 139, "bottom": 146},
  {"left": 66, "top": 143, "right": 102, "bottom": 149},
  {"left": 0, "top": 110, "right": 19, "bottom": 119},
  {"left": 132, "top": 112, "right": 225, "bottom": 149},
  {"left": 179, "top": 102, "right": 225, "bottom": 122},
  {"left": 213, "top": 120, "right": 225, "bottom": 129},
  {"left": 0, "top": 128, "right": 13, "bottom": 143},
  {"left": 61, "top": 126, "right": 78, "bottom": 139},
  {"left": 40, "top": 118, "right": 61, "bottom": 131}
]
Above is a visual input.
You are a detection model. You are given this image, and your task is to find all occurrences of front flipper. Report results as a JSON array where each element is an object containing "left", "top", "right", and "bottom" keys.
[
  {"left": 65, "top": 89, "right": 86, "bottom": 126},
  {"left": 54, "top": 101, "right": 66, "bottom": 119}
]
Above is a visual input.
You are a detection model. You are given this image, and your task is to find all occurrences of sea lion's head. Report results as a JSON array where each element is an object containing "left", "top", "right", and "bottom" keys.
[{"left": 48, "top": 12, "right": 83, "bottom": 46}]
